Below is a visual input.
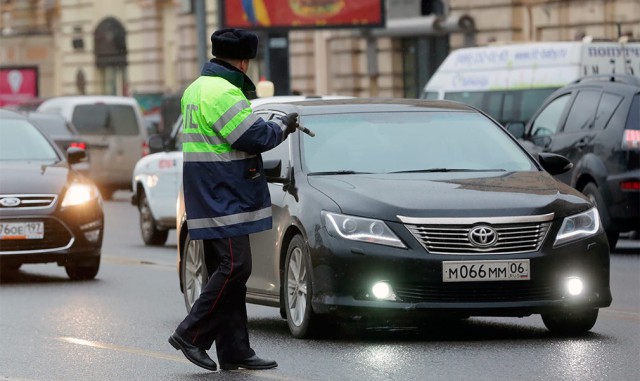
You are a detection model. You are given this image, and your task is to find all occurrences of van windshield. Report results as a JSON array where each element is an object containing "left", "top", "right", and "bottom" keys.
[{"left": 72, "top": 104, "right": 140, "bottom": 135}]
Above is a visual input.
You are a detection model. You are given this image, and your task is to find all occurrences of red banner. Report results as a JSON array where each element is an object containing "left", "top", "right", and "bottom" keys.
[
  {"left": 221, "top": 0, "right": 384, "bottom": 29},
  {"left": 0, "top": 67, "right": 38, "bottom": 107}
]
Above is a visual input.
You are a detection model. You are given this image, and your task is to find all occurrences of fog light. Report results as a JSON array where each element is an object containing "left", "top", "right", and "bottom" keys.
[
  {"left": 566, "top": 277, "right": 584, "bottom": 296},
  {"left": 84, "top": 229, "right": 101, "bottom": 243},
  {"left": 372, "top": 281, "right": 396, "bottom": 301}
]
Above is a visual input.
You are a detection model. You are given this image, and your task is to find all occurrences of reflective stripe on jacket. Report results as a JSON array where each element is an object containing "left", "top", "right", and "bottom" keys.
[{"left": 182, "top": 60, "right": 288, "bottom": 239}]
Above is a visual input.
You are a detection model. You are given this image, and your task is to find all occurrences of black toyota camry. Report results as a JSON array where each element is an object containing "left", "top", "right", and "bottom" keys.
[
  {"left": 176, "top": 99, "right": 611, "bottom": 338},
  {"left": 0, "top": 109, "right": 103, "bottom": 280}
]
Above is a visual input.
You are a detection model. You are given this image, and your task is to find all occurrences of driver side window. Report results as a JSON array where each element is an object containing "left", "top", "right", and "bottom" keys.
[{"left": 531, "top": 94, "right": 571, "bottom": 136}]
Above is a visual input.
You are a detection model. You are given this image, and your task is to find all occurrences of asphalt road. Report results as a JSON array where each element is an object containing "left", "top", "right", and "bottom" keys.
[{"left": 1, "top": 192, "right": 639, "bottom": 381}]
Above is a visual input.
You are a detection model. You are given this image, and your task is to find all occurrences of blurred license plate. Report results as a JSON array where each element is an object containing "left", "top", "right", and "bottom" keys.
[
  {"left": 443, "top": 259, "right": 529, "bottom": 282},
  {"left": 0, "top": 222, "right": 44, "bottom": 240}
]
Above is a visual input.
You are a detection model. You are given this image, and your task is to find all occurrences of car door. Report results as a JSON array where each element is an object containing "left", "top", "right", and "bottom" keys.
[
  {"left": 543, "top": 89, "right": 601, "bottom": 185},
  {"left": 247, "top": 111, "right": 291, "bottom": 298}
]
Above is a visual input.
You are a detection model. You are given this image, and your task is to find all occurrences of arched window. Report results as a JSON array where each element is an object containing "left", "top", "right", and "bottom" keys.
[{"left": 94, "top": 17, "right": 128, "bottom": 95}]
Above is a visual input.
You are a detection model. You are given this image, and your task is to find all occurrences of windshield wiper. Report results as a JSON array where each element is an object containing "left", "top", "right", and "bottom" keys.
[
  {"left": 389, "top": 168, "right": 507, "bottom": 174},
  {"left": 307, "top": 170, "right": 373, "bottom": 176}
]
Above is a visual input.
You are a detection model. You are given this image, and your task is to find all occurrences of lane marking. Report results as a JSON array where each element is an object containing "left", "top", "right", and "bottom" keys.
[
  {"left": 54, "top": 336, "right": 304, "bottom": 380},
  {"left": 601, "top": 308, "right": 640, "bottom": 322},
  {"left": 102, "top": 256, "right": 176, "bottom": 270},
  {"left": 56, "top": 336, "right": 190, "bottom": 363}
]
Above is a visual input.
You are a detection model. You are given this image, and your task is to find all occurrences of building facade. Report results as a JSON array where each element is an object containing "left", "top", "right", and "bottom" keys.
[{"left": 1, "top": 0, "right": 638, "bottom": 110}]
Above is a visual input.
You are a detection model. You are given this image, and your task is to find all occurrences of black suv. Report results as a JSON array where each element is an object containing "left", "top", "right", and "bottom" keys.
[{"left": 510, "top": 74, "right": 639, "bottom": 249}]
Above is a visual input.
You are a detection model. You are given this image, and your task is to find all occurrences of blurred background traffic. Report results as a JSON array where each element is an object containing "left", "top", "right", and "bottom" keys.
[{"left": 0, "top": 0, "right": 638, "bottom": 249}]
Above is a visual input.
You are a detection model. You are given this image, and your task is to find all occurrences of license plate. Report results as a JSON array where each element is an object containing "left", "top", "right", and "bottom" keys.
[
  {"left": 443, "top": 259, "right": 530, "bottom": 282},
  {"left": 0, "top": 222, "right": 44, "bottom": 240}
]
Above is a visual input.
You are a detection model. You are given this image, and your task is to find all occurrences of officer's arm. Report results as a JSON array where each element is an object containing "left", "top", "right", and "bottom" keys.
[{"left": 230, "top": 117, "right": 288, "bottom": 155}]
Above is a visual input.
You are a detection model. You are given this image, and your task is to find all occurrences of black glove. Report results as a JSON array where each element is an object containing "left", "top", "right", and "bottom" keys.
[{"left": 280, "top": 113, "right": 299, "bottom": 135}]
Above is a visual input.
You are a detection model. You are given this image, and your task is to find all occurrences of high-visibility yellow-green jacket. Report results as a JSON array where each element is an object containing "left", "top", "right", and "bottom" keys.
[{"left": 181, "top": 59, "right": 288, "bottom": 239}]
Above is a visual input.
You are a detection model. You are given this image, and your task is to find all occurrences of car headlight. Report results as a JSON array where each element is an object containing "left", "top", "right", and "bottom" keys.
[
  {"left": 322, "top": 211, "right": 406, "bottom": 248},
  {"left": 62, "top": 183, "right": 99, "bottom": 207},
  {"left": 554, "top": 208, "right": 600, "bottom": 247}
]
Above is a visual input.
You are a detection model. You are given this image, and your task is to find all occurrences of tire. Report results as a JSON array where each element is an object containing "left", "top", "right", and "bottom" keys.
[
  {"left": 284, "top": 235, "right": 325, "bottom": 339},
  {"left": 181, "top": 235, "right": 207, "bottom": 313},
  {"left": 99, "top": 186, "right": 115, "bottom": 201},
  {"left": 65, "top": 258, "right": 100, "bottom": 280},
  {"left": 139, "top": 192, "right": 169, "bottom": 246},
  {"left": 0, "top": 262, "right": 21, "bottom": 275},
  {"left": 541, "top": 308, "right": 599, "bottom": 336},
  {"left": 581, "top": 182, "right": 619, "bottom": 250}
]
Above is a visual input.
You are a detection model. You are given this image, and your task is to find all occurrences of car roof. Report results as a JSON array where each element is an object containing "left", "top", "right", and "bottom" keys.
[
  {"left": 26, "top": 111, "right": 68, "bottom": 121},
  {"left": 255, "top": 98, "right": 478, "bottom": 115},
  {"left": 250, "top": 95, "right": 353, "bottom": 108},
  {"left": 562, "top": 74, "right": 640, "bottom": 93},
  {"left": 38, "top": 95, "right": 140, "bottom": 107},
  {"left": 0, "top": 108, "right": 27, "bottom": 120}
]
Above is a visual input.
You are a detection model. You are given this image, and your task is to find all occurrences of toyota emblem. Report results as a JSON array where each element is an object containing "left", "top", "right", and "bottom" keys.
[
  {"left": 0, "top": 197, "right": 21, "bottom": 207},
  {"left": 468, "top": 226, "right": 498, "bottom": 247}
]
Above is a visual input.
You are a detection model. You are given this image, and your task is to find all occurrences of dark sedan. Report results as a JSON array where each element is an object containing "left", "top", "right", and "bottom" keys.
[
  {"left": 176, "top": 99, "right": 611, "bottom": 338},
  {"left": 0, "top": 109, "right": 103, "bottom": 280}
]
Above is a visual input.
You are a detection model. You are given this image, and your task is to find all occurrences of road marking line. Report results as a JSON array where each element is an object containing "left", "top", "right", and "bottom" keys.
[
  {"left": 56, "top": 336, "right": 190, "bottom": 363},
  {"left": 55, "top": 337, "right": 304, "bottom": 380},
  {"left": 601, "top": 308, "right": 640, "bottom": 322},
  {"left": 102, "top": 256, "right": 175, "bottom": 270}
]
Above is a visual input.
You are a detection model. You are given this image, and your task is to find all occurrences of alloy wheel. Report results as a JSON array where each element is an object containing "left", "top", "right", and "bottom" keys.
[
  {"left": 183, "top": 238, "right": 206, "bottom": 311},
  {"left": 287, "top": 246, "right": 308, "bottom": 326}
]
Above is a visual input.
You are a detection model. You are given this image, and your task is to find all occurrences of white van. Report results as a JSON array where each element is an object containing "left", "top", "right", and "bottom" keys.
[
  {"left": 422, "top": 41, "right": 640, "bottom": 125},
  {"left": 37, "top": 96, "right": 148, "bottom": 199}
]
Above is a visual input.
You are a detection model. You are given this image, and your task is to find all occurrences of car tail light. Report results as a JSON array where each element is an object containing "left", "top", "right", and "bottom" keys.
[
  {"left": 142, "top": 140, "right": 150, "bottom": 156},
  {"left": 622, "top": 130, "right": 640, "bottom": 149},
  {"left": 620, "top": 181, "right": 640, "bottom": 191},
  {"left": 70, "top": 142, "right": 87, "bottom": 150}
]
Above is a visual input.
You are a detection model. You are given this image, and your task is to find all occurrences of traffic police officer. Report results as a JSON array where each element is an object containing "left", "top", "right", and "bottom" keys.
[{"left": 168, "top": 28, "right": 299, "bottom": 372}]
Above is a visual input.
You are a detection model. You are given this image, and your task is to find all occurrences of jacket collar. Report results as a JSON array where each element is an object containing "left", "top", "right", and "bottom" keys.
[{"left": 201, "top": 59, "right": 257, "bottom": 99}]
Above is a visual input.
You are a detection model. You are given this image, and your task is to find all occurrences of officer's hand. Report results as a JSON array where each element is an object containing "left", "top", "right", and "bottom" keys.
[{"left": 280, "top": 113, "right": 299, "bottom": 135}]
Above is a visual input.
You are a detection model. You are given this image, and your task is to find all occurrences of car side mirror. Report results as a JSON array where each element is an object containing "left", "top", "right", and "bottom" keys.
[
  {"left": 506, "top": 121, "right": 525, "bottom": 139},
  {"left": 264, "top": 159, "right": 286, "bottom": 183},
  {"left": 538, "top": 152, "right": 573, "bottom": 175},
  {"left": 148, "top": 134, "right": 165, "bottom": 154},
  {"left": 67, "top": 146, "right": 86, "bottom": 165},
  {"left": 531, "top": 135, "right": 552, "bottom": 149}
]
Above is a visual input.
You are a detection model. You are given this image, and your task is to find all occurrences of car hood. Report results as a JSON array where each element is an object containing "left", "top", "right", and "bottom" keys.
[
  {"left": 0, "top": 161, "right": 72, "bottom": 195},
  {"left": 307, "top": 171, "right": 590, "bottom": 221}
]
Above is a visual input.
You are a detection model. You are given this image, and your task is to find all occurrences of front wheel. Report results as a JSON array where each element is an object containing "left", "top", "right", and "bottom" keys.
[
  {"left": 284, "top": 235, "right": 326, "bottom": 339},
  {"left": 541, "top": 309, "right": 599, "bottom": 336},
  {"left": 139, "top": 192, "right": 169, "bottom": 246},
  {"left": 65, "top": 258, "right": 100, "bottom": 280},
  {"left": 181, "top": 235, "right": 207, "bottom": 313}
]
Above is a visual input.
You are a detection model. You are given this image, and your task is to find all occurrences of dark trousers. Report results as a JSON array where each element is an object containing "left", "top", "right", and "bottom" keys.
[{"left": 175, "top": 235, "right": 255, "bottom": 363}]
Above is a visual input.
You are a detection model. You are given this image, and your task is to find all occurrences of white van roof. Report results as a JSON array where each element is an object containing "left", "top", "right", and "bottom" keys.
[
  {"left": 38, "top": 95, "right": 140, "bottom": 108},
  {"left": 425, "top": 41, "right": 640, "bottom": 92}
]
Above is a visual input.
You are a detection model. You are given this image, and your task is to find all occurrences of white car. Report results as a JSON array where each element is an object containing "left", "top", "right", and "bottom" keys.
[{"left": 131, "top": 95, "right": 351, "bottom": 245}]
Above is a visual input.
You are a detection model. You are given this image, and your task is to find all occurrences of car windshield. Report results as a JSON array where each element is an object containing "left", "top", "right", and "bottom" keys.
[
  {"left": 301, "top": 111, "right": 536, "bottom": 174},
  {"left": 0, "top": 119, "right": 59, "bottom": 161}
]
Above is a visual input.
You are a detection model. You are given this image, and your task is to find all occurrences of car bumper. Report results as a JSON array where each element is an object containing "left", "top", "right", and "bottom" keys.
[
  {"left": 0, "top": 209, "right": 103, "bottom": 267},
  {"left": 606, "top": 169, "right": 640, "bottom": 231},
  {"left": 309, "top": 227, "right": 611, "bottom": 320}
]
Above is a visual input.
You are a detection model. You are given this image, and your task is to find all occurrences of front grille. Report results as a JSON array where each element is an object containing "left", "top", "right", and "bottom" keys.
[
  {"left": 0, "top": 217, "right": 73, "bottom": 253},
  {"left": 401, "top": 214, "right": 554, "bottom": 255},
  {"left": 0, "top": 194, "right": 57, "bottom": 209},
  {"left": 395, "top": 282, "right": 559, "bottom": 303}
]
